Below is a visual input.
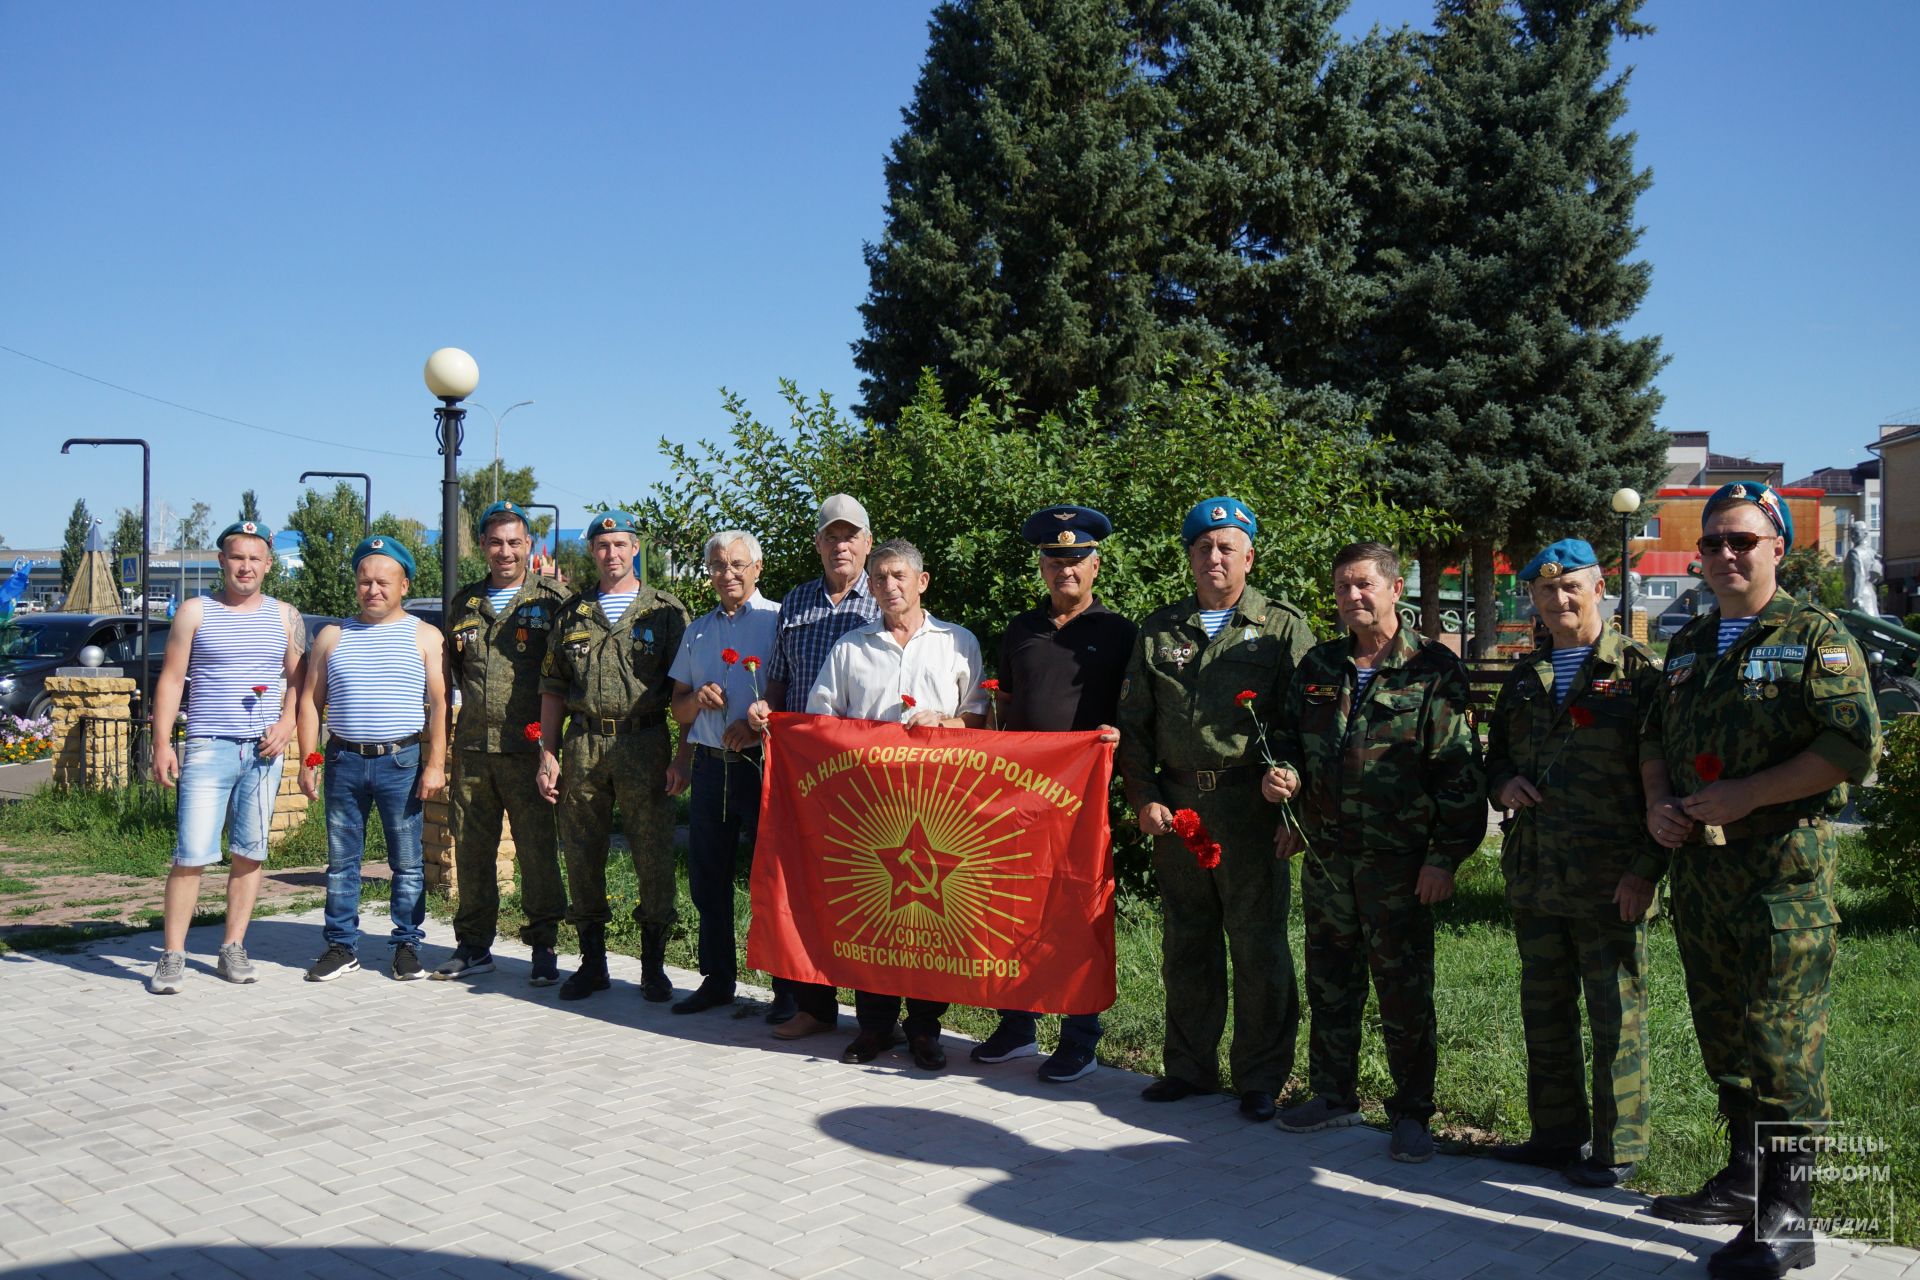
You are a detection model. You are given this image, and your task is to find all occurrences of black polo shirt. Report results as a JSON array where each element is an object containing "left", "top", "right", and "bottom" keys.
[{"left": 999, "top": 598, "right": 1137, "bottom": 732}]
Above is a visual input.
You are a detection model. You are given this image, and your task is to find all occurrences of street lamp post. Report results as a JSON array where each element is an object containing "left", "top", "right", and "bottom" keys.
[
  {"left": 298, "top": 471, "right": 373, "bottom": 538},
  {"left": 1611, "top": 487, "right": 1642, "bottom": 634},
  {"left": 469, "top": 400, "right": 534, "bottom": 503},
  {"left": 60, "top": 437, "right": 152, "bottom": 771},
  {"left": 425, "top": 349, "right": 481, "bottom": 625}
]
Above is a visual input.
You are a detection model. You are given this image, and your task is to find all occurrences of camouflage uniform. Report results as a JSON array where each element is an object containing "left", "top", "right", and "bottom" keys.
[
  {"left": 1484, "top": 628, "right": 1666, "bottom": 1162},
  {"left": 1649, "top": 589, "right": 1879, "bottom": 1139},
  {"left": 1117, "top": 585, "right": 1315, "bottom": 1094},
  {"left": 1274, "top": 624, "right": 1484, "bottom": 1121},
  {"left": 540, "top": 586, "right": 689, "bottom": 929},
  {"left": 447, "top": 574, "right": 570, "bottom": 949}
]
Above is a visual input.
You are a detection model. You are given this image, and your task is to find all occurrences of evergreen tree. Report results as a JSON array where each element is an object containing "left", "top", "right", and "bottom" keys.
[
  {"left": 283, "top": 484, "right": 365, "bottom": 617},
  {"left": 1362, "top": 0, "right": 1667, "bottom": 646},
  {"left": 239, "top": 490, "right": 261, "bottom": 524},
  {"left": 854, "top": 0, "right": 1176, "bottom": 424},
  {"left": 109, "top": 508, "right": 144, "bottom": 565},
  {"left": 60, "top": 499, "right": 91, "bottom": 592}
]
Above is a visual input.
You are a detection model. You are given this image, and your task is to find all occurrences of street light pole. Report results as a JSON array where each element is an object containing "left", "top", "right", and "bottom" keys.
[
  {"left": 425, "top": 349, "right": 481, "bottom": 625},
  {"left": 1611, "top": 487, "right": 1642, "bottom": 634},
  {"left": 60, "top": 436, "right": 152, "bottom": 772},
  {"left": 298, "top": 471, "right": 373, "bottom": 538},
  {"left": 469, "top": 399, "right": 533, "bottom": 503}
]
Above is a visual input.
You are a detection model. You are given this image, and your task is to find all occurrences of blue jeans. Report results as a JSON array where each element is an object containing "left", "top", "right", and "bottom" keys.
[
  {"left": 996, "top": 1009, "right": 1104, "bottom": 1050},
  {"left": 173, "top": 736, "right": 286, "bottom": 867},
  {"left": 323, "top": 742, "right": 426, "bottom": 950},
  {"left": 687, "top": 748, "right": 761, "bottom": 984}
]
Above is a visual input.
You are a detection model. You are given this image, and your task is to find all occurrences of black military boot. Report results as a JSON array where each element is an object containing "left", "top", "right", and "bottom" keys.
[
  {"left": 639, "top": 925, "right": 673, "bottom": 1003},
  {"left": 559, "top": 924, "right": 611, "bottom": 1001},
  {"left": 1708, "top": 1147, "right": 1815, "bottom": 1279},
  {"left": 1651, "top": 1116, "right": 1757, "bottom": 1224}
]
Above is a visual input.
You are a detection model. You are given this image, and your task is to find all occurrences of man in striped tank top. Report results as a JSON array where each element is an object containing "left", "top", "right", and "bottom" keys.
[
  {"left": 296, "top": 536, "right": 449, "bottom": 983},
  {"left": 147, "top": 521, "right": 306, "bottom": 994}
]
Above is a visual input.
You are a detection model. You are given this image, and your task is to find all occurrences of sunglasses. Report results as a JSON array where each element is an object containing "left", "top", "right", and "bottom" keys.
[{"left": 1696, "top": 532, "right": 1775, "bottom": 555}]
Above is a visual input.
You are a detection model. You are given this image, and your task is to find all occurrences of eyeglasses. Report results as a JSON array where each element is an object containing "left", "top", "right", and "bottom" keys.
[
  {"left": 1696, "top": 533, "right": 1775, "bottom": 555},
  {"left": 706, "top": 560, "right": 755, "bottom": 576}
]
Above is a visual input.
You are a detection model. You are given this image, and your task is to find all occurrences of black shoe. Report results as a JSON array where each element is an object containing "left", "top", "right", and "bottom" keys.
[
  {"left": 305, "top": 944, "right": 359, "bottom": 982},
  {"left": 1565, "top": 1156, "right": 1636, "bottom": 1188},
  {"left": 431, "top": 944, "right": 493, "bottom": 980},
  {"left": 1708, "top": 1149, "right": 1815, "bottom": 1279},
  {"left": 840, "top": 1026, "right": 902, "bottom": 1064},
  {"left": 639, "top": 924, "right": 673, "bottom": 1003},
  {"left": 1487, "top": 1139, "right": 1589, "bottom": 1169},
  {"left": 908, "top": 1032, "right": 947, "bottom": 1071},
  {"left": 390, "top": 944, "right": 425, "bottom": 981},
  {"left": 1141, "top": 1076, "right": 1209, "bottom": 1102},
  {"left": 765, "top": 989, "right": 800, "bottom": 1025},
  {"left": 969, "top": 1021, "right": 1039, "bottom": 1064},
  {"left": 1651, "top": 1119, "right": 1758, "bottom": 1225},
  {"left": 671, "top": 981, "right": 736, "bottom": 1015},
  {"left": 528, "top": 945, "right": 559, "bottom": 987},
  {"left": 560, "top": 924, "right": 611, "bottom": 1001},
  {"left": 1239, "top": 1091, "right": 1276, "bottom": 1122}
]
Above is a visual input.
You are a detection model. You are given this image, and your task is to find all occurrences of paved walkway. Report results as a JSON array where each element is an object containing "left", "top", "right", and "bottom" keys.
[{"left": 1, "top": 912, "right": 1912, "bottom": 1280}]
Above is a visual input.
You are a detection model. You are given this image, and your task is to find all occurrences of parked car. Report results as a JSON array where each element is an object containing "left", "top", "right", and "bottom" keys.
[{"left": 0, "top": 614, "right": 168, "bottom": 722}]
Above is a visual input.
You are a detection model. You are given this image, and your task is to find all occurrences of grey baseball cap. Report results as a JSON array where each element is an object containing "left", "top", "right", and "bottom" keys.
[{"left": 816, "top": 494, "right": 871, "bottom": 534}]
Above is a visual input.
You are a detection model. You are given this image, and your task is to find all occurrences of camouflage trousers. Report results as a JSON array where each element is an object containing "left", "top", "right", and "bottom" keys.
[
  {"left": 452, "top": 749, "right": 567, "bottom": 949},
  {"left": 1670, "top": 825, "right": 1835, "bottom": 1138},
  {"left": 1511, "top": 907, "right": 1650, "bottom": 1162},
  {"left": 557, "top": 726, "right": 678, "bottom": 929},
  {"left": 1302, "top": 846, "right": 1436, "bottom": 1121},
  {"left": 1151, "top": 782, "right": 1298, "bottom": 1094}
]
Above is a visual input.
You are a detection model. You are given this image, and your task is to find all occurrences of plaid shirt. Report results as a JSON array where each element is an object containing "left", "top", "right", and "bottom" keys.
[{"left": 766, "top": 572, "right": 879, "bottom": 712}]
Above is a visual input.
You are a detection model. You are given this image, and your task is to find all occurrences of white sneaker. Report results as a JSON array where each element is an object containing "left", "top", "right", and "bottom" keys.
[
  {"left": 149, "top": 950, "right": 187, "bottom": 995},
  {"left": 216, "top": 942, "right": 257, "bottom": 984}
]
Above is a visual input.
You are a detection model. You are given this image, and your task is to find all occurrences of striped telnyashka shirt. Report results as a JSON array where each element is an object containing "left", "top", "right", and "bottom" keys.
[
  {"left": 326, "top": 616, "right": 427, "bottom": 742},
  {"left": 186, "top": 597, "right": 290, "bottom": 738}
]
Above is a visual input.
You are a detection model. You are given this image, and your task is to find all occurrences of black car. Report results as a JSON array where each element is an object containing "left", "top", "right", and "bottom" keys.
[{"left": 0, "top": 613, "right": 168, "bottom": 722}]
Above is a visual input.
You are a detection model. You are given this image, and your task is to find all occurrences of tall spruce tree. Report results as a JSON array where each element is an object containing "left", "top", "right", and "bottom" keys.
[
  {"left": 60, "top": 499, "right": 91, "bottom": 592},
  {"left": 854, "top": 0, "right": 1175, "bottom": 424},
  {"left": 238, "top": 490, "right": 261, "bottom": 524},
  {"left": 1363, "top": 0, "right": 1667, "bottom": 647}
]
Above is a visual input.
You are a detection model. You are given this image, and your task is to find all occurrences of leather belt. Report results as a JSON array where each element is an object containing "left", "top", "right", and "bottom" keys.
[
  {"left": 1160, "top": 764, "right": 1260, "bottom": 792},
  {"left": 329, "top": 732, "right": 424, "bottom": 757},
  {"left": 576, "top": 716, "right": 665, "bottom": 736},
  {"left": 694, "top": 742, "right": 761, "bottom": 763}
]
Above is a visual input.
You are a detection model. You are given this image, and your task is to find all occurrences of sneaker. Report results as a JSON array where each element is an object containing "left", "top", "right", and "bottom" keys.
[
  {"left": 1037, "top": 1042, "right": 1098, "bottom": 1083},
  {"left": 1276, "top": 1096, "right": 1364, "bottom": 1133},
  {"left": 148, "top": 950, "right": 187, "bottom": 995},
  {"left": 970, "top": 1022, "right": 1040, "bottom": 1064},
  {"left": 432, "top": 944, "right": 495, "bottom": 981},
  {"left": 1390, "top": 1116, "right": 1435, "bottom": 1164},
  {"left": 391, "top": 944, "right": 425, "bottom": 981},
  {"left": 216, "top": 942, "right": 257, "bottom": 984},
  {"left": 305, "top": 944, "right": 359, "bottom": 982},
  {"left": 529, "top": 945, "right": 559, "bottom": 987}
]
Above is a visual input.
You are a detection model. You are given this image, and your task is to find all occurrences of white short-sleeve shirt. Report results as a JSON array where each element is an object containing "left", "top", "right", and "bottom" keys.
[
  {"left": 666, "top": 590, "right": 781, "bottom": 748},
  {"left": 806, "top": 612, "right": 989, "bottom": 722}
]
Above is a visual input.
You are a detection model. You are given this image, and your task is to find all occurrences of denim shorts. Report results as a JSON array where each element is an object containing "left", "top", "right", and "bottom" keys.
[{"left": 173, "top": 735, "right": 286, "bottom": 868}]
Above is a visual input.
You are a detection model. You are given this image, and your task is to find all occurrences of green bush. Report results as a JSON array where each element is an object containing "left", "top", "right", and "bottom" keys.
[
  {"left": 1860, "top": 714, "right": 1920, "bottom": 898},
  {"left": 1903, "top": 612, "right": 1920, "bottom": 635}
]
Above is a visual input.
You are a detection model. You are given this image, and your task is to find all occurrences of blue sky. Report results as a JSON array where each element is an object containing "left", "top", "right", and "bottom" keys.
[{"left": 4, "top": 1, "right": 1915, "bottom": 549}]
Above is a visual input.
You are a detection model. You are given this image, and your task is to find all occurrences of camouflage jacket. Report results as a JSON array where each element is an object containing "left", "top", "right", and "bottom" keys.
[
  {"left": 539, "top": 585, "right": 689, "bottom": 728},
  {"left": 1648, "top": 588, "right": 1880, "bottom": 835},
  {"left": 1484, "top": 627, "right": 1667, "bottom": 915},
  {"left": 1273, "top": 624, "right": 1485, "bottom": 870},
  {"left": 1116, "top": 584, "right": 1316, "bottom": 809},
  {"left": 447, "top": 574, "right": 568, "bottom": 755}
]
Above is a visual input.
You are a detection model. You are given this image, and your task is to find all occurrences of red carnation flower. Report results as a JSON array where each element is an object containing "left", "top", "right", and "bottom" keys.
[
  {"left": 250, "top": 684, "right": 269, "bottom": 696},
  {"left": 743, "top": 655, "right": 761, "bottom": 672},
  {"left": 1197, "top": 841, "right": 1222, "bottom": 870},
  {"left": 1694, "top": 753, "right": 1724, "bottom": 783},
  {"left": 721, "top": 648, "right": 740, "bottom": 665},
  {"left": 901, "top": 694, "right": 917, "bottom": 709},
  {"left": 981, "top": 678, "right": 1001, "bottom": 692},
  {"left": 1568, "top": 706, "right": 1594, "bottom": 729},
  {"left": 524, "top": 722, "right": 542, "bottom": 742},
  {"left": 1235, "top": 689, "right": 1257, "bottom": 706},
  {"left": 1168, "top": 808, "right": 1221, "bottom": 869}
]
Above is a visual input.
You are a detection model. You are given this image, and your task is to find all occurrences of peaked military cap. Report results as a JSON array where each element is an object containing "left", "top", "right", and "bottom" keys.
[
  {"left": 352, "top": 534, "right": 416, "bottom": 577},
  {"left": 1180, "top": 496, "right": 1258, "bottom": 546},
  {"left": 587, "top": 510, "right": 641, "bottom": 540},
  {"left": 216, "top": 520, "right": 272, "bottom": 548},
  {"left": 1021, "top": 505, "right": 1111, "bottom": 559},
  {"left": 1702, "top": 481, "right": 1794, "bottom": 552},
  {"left": 1518, "top": 538, "right": 1599, "bottom": 583}
]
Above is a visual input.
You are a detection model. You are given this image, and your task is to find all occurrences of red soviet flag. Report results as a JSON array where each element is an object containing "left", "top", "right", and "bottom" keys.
[{"left": 747, "top": 712, "right": 1115, "bottom": 1013}]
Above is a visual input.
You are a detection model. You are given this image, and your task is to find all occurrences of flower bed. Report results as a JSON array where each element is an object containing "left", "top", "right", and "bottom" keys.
[{"left": 1, "top": 712, "right": 54, "bottom": 765}]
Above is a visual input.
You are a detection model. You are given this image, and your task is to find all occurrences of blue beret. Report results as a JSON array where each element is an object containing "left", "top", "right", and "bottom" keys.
[
  {"left": 352, "top": 534, "right": 416, "bottom": 578},
  {"left": 476, "top": 500, "right": 530, "bottom": 536},
  {"left": 217, "top": 520, "right": 271, "bottom": 548},
  {"left": 1519, "top": 538, "right": 1599, "bottom": 583},
  {"left": 1180, "top": 496, "right": 1258, "bottom": 546},
  {"left": 1702, "top": 481, "right": 1794, "bottom": 552},
  {"left": 587, "top": 510, "right": 641, "bottom": 540},
  {"left": 1021, "top": 505, "right": 1111, "bottom": 558}
]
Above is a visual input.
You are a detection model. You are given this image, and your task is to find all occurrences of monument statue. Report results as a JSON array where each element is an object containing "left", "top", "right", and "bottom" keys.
[{"left": 1843, "top": 521, "right": 1882, "bottom": 616}]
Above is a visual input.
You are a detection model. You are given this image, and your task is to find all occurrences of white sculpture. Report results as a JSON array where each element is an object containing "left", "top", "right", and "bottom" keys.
[{"left": 1843, "top": 521, "right": 1882, "bottom": 616}]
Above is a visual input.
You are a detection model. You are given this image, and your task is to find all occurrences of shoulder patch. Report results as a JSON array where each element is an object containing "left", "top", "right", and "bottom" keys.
[{"left": 1818, "top": 645, "right": 1853, "bottom": 675}]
